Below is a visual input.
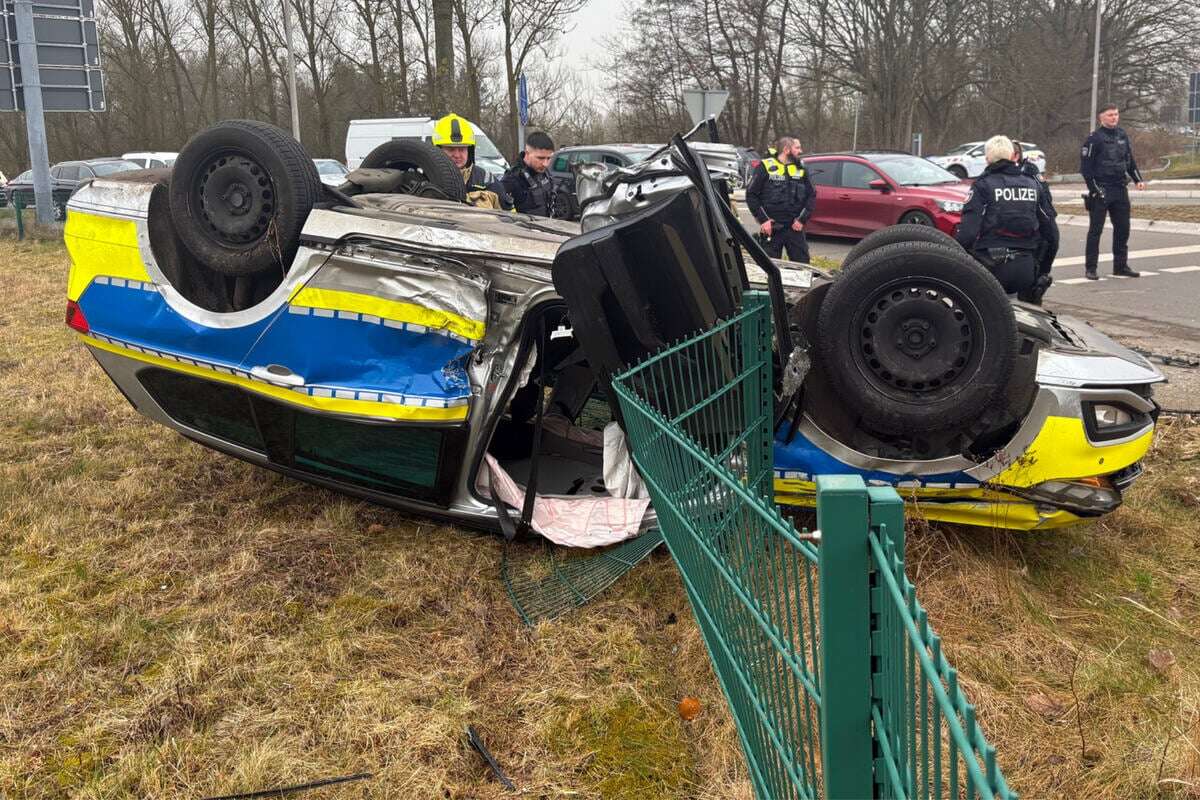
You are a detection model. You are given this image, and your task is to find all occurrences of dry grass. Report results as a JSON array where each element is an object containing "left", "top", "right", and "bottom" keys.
[
  {"left": 2, "top": 236, "right": 1199, "bottom": 798},
  {"left": 1129, "top": 205, "right": 1200, "bottom": 224}
]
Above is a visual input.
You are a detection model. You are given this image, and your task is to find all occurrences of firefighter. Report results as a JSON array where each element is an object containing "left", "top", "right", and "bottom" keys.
[
  {"left": 494, "top": 131, "right": 563, "bottom": 218},
  {"left": 431, "top": 113, "right": 505, "bottom": 209},
  {"left": 1080, "top": 103, "right": 1146, "bottom": 279},
  {"left": 955, "top": 135, "right": 1059, "bottom": 303},
  {"left": 745, "top": 136, "right": 816, "bottom": 262}
]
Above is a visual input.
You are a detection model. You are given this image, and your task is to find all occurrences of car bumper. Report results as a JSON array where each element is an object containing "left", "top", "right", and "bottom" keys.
[{"left": 932, "top": 211, "right": 961, "bottom": 237}]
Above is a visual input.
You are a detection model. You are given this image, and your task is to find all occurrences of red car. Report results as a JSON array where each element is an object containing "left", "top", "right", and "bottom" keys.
[{"left": 801, "top": 151, "right": 968, "bottom": 238}]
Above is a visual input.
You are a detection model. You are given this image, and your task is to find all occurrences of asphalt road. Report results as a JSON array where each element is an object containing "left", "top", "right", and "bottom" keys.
[{"left": 797, "top": 223, "right": 1200, "bottom": 409}]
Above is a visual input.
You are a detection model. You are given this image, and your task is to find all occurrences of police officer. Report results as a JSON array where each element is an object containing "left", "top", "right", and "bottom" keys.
[
  {"left": 1080, "top": 103, "right": 1146, "bottom": 280},
  {"left": 431, "top": 113, "right": 504, "bottom": 209},
  {"left": 1011, "top": 137, "right": 1059, "bottom": 301},
  {"left": 494, "top": 131, "right": 563, "bottom": 217},
  {"left": 955, "top": 135, "right": 1059, "bottom": 302},
  {"left": 745, "top": 136, "right": 816, "bottom": 262}
]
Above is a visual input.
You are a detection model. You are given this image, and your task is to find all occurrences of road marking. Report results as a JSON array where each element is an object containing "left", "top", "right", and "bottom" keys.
[
  {"left": 1058, "top": 278, "right": 1092, "bottom": 284},
  {"left": 1054, "top": 245, "right": 1200, "bottom": 267},
  {"left": 1161, "top": 265, "right": 1200, "bottom": 273}
]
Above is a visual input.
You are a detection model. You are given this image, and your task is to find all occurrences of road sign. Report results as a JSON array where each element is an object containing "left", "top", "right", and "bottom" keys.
[
  {"left": 1, "top": 0, "right": 105, "bottom": 112},
  {"left": 683, "top": 88, "right": 729, "bottom": 126},
  {"left": 1189, "top": 71, "right": 1199, "bottom": 126},
  {"left": 518, "top": 73, "right": 529, "bottom": 126}
]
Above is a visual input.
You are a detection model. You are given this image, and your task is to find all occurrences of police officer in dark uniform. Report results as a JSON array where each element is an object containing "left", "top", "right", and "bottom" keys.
[
  {"left": 1011, "top": 138, "right": 1058, "bottom": 301},
  {"left": 955, "top": 135, "right": 1059, "bottom": 303},
  {"left": 745, "top": 136, "right": 816, "bottom": 262},
  {"left": 494, "top": 130, "right": 563, "bottom": 218},
  {"left": 1080, "top": 103, "right": 1146, "bottom": 280}
]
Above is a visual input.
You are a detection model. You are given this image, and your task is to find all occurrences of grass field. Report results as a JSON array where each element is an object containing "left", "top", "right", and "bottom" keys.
[{"left": 3, "top": 237, "right": 1200, "bottom": 798}]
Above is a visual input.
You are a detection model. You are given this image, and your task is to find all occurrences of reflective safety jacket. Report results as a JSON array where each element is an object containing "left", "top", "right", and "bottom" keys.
[
  {"left": 1080, "top": 126, "right": 1143, "bottom": 192},
  {"left": 745, "top": 157, "right": 816, "bottom": 226},
  {"left": 955, "top": 160, "right": 1058, "bottom": 252}
]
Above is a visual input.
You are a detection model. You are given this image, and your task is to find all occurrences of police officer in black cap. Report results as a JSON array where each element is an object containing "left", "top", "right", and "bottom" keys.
[
  {"left": 745, "top": 136, "right": 816, "bottom": 262},
  {"left": 1080, "top": 103, "right": 1146, "bottom": 280},
  {"left": 955, "top": 135, "right": 1059, "bottom": 303},
  {"left": 494, "top": 130, "right": 564, "bottom": 218}
]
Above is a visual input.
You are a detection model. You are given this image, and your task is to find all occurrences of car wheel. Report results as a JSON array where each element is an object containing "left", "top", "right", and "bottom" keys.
[
  {"left": 169, "top": 119, "right": 323, "bottom": 277},
  {"left": 815, "top": 240, "right": 1017, "bottom": 435},
  {"left": 898, "top": 210, "right": 934, "bottom": 227},
  {"left": 947, "top": 165, "right": 968, "bottom": 180},
  {"left": 842, "top": 223, "right": 958, "bottom": 267},
  {"left": 360, "top": 139, "right": 467, "bottom": 203}
]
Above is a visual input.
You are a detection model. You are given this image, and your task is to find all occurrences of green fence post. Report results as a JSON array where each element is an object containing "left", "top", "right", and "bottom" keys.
[
  {"left": 867, "top": 485, "right": 906, "bottom": 798},
  {"left": 817, "top": 473, "right": 874, "bottom": 799}
]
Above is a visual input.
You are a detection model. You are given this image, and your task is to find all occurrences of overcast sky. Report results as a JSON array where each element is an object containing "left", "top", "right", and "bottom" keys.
[{"left": 559, "top": 0, "right": 628, "bottom": 91}]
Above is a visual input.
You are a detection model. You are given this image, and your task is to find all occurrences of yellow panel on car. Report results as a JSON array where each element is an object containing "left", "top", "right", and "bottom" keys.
[
  {"left": 991, "top": 415, "right": 1153, "bottom": 487},
  {"left": 64, "top": 213, "right": 151, "bottom": 301}
]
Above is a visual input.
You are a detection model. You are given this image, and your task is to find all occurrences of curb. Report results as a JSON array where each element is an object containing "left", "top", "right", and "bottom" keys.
[
  {"left": 1056, "top": 215, "right": 1200, "bottom": 235},
  {"left": 1051, "top": 189, "right": 1200, "bottom": 200}
]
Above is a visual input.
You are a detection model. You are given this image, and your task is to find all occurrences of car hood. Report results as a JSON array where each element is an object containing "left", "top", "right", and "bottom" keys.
[{"left": 1012, "top": 303, "right": 1164, "bottom": 387}]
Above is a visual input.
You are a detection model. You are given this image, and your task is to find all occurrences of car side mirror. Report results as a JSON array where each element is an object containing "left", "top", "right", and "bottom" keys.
[{"left": 868, "top": 178, "right": 890, "bottom": 192}]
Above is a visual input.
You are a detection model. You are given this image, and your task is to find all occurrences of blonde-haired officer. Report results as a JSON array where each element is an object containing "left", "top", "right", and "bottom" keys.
[
  {"left": 431, "top": 113, "right": 506, "bottom": 210},
  {"left": 954, "top": 135, "right": 1059, "bottom": 303}
]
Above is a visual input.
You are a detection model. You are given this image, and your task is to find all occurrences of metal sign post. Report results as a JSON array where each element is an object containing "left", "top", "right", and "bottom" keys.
[
  {"left": 12, "top": 0, "right": 52, "bottom": 223},
  {"left": 683, "top": 88, "right": 729, "bottom": 128},
  {"left": 1088, "top": 0, "right": 1102, "bottom": 133},
  {"left": 280, "top": 0, "right": 299, "bottom": 140},
  {"left": 911, "top": 132, "right": 923, "bottom": 156},
  {"left": 517, "top": 72, "right": 528, "bottom": 154}
]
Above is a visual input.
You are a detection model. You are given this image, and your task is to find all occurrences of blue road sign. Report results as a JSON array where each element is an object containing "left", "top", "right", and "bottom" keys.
[{"left": 518, "top": 73, "right": 529, "bottom": 126}]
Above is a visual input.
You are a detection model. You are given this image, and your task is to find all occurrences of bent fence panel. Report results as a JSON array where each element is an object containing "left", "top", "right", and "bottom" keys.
[{"left": 613, "top": 291, "right": 1015, "bottom": 799}]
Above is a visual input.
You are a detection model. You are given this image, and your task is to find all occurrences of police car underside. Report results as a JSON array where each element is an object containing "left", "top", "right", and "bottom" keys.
[{"left": 64, "top": 126, "right": 1161, "bottom": 537}]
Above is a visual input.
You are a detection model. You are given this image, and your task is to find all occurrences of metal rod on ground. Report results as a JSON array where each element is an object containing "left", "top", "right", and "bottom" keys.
[
  {"left": 14, "top": 0, "right": 54, "bottom": 226},
  {"left": 1089, "top": 0, "right": 1102, "bottom": 131},
  {"left": 281, "top": 0, "right": 301, "bottom": 141}
]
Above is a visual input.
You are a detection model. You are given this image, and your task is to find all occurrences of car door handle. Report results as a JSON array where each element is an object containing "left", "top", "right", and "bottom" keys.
[
  {"left": 837, "top": 193, "right": 851, "bottom": 200},
  {"left": 250, "top": 364, "right": 305, "bottom": 386}
]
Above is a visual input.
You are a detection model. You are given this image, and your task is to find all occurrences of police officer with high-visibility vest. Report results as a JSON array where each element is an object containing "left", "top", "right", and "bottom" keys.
[
  {"left": 745, "top": 136, "right": 816, "bottom": 262},
  {"left": 955, "top": 135, "right": 1059, "bottom": 302},
  {"left": 1080, "top": 103, "right": 1146, "bottom": 280},
  {"left": 431, "top": 113, "right": 505, "bottom": 209}
]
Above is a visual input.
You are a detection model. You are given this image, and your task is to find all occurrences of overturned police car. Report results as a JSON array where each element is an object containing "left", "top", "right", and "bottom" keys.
[{"left": 62, "top": 119, "right": 1162, "bottom": 541}]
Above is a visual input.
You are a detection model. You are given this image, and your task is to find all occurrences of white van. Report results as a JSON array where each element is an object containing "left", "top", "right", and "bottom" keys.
[{"left": 344, "top": 117, "right": 510, "bottom": 179}]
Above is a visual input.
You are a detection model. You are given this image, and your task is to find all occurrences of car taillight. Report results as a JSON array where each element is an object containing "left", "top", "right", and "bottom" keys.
[{"left": 65, "top": 300, "right": 89, "bottom": 333}]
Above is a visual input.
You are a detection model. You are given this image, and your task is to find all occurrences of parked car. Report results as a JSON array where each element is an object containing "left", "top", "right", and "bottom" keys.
[
  {"left": 801, "top": 151, "right": 969, "bottom": 238},
  {"left": 61, "top": 121, "right": 1162, "bottom": 536},
  {"left": 8, "top": 158, "right": 140, "bottom": 219},
  {"left": 927, "top": 141, "right": 1047, "bottom": 179},
  {"left": 548, "top": 144, "right": 659, "bottom": 214},
  {"left": 313, "top": 158, "right": 349, "bottom": 187},
  {"left": 344, "top": 116, "right": 509, "bottom": 179},
  {"left": 121, "top": 151, "right": 178, "bottom": 169}
]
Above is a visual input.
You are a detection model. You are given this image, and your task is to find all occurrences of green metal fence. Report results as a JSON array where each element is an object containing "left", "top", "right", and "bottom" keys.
[{"left": 611, "top": 291, "right": 1016, "bottom": 799}]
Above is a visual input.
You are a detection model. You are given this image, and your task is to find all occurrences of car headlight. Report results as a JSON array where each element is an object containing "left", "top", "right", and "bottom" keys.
[
  {"left": 937, "top": 200, "right": 963, "bottom": 213},
  {"left": 1082, "top": 400, "right": 1151, "bottom": 442},
  {"left": 1093, "top": 403, "right": 1133, "bottom": 428}
]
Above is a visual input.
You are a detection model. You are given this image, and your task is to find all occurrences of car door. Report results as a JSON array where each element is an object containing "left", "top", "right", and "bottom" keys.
[
  {"left": 830, "top": 161, "right": 897, "bottom": 236},
  {"left": 803, "top": 160, "right": 840, "bottom": 235},
  {"left": 232, "top": 247, "right": 489, "bottom": 504},
  {"left": 965, "top": 146, "right": 986, "bottom": 177}
]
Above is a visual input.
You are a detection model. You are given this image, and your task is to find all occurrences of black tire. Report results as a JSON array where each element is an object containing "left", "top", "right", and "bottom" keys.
[
  {"left": 947, "top": 165, "right": 968, "bottom": 180},
  {"left": 169, "top": 119, "right": 322, "bottom": 277},
  {"left": 360, "top": 139, "right": 467, "bottom": 203},
  {"left": 815, "top": 241, "right": 1017, "bottom": 435},
  {"left": 842, "top": 223, "right": 958, "bottom": 268},
  {"left": 898, "top": 210, "right": 935, "bottom": 227}
]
